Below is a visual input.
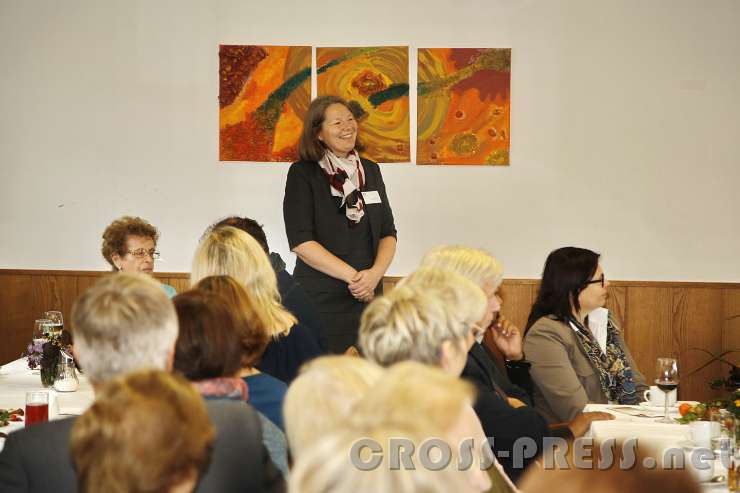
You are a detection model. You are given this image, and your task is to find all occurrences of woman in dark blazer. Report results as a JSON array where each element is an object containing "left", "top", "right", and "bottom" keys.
[{"left": 283, "top": 95, "right": 397, "bottom": 353}]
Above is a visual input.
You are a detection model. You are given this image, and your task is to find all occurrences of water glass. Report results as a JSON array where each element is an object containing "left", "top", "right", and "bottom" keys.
[
  {"left": 43, "top": 311, "right": 64, "bottom": 336},
  {"left": 32, "top": 319, "right": 52, "bottom": 344},
  {"left": 712, "top": 409, "right": 736, "bottom": 456}
]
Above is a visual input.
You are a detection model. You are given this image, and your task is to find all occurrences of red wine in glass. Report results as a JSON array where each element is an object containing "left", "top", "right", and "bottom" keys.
[
  {"left": 655, "top": 357, "right": 679, "bottom": 423},
  {"left": 656, "top": 382, "right": 678, "bottom": 393}
]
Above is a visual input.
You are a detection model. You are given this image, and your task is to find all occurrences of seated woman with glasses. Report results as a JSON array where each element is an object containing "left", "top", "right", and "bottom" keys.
[
  {"left": 523, "top": 247, "right": 648, "bottom": 424},
  {"left": 101, "top": 216, "right": 177, "bottom": 297}
]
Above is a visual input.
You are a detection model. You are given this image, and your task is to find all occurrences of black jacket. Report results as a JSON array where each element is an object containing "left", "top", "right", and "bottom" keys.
[
  {"left": 283, "top": 158, "right": 396, "bottom": 290},
  {"left": 271, "top": 252, "right": 328, "bottom": 351},
  {"left": 0, "top": 400, "right": 285, "bottom": 493},
  {"left": 462, "top": 343, "right": 550, "bottom": 483}
]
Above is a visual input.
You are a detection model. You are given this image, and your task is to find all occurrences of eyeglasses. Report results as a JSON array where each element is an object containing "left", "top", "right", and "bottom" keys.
[
  {"left": 584, "top": 273, "right": 605, "bottom": 287},
  {"left": 126, "top": 249, "right": 160, "bottom": 259}
]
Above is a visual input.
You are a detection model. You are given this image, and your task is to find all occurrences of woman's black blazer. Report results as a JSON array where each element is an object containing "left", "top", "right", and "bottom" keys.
[{"left": 283, "top": 158, "right": 397, "bottom": 263}]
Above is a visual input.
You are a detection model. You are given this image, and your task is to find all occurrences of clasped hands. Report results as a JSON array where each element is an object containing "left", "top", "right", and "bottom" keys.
[{"left": 347, "top": 268, "right": 382, "bottom": 302}]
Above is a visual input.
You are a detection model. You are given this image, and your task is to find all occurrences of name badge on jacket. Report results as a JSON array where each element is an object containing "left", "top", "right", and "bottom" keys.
[{"left": 362, "top": 191, "right": 382, "bottom": 204}]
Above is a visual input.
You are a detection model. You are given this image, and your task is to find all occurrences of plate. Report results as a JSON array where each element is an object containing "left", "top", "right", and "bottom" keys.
[{"left": 639, "top": 402, "right": 679, "bottom": 412}]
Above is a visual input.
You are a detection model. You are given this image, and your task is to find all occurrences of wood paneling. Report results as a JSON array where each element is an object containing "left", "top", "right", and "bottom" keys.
[
  {"left": 623, "top": 287, "right": 673, "bottom": 384},
  {"left": 723, "top": 290, "right": 740, "bottom": 367},
  {"left": 0, "top": 275, "right": 34, "bottom": 364},
  {"left": 498, "top": 282, "right": 534, "bottom": 330},
  {"left": 673, "top": 288, "right": 725, "bottom": 401},
  {"left": 1, "top": 269, "right": 739, "bottom": 404}
]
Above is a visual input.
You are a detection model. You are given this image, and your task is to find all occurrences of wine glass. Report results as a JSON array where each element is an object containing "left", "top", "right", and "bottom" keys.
[
  {"left": 33, "top": 319, "right": 53, "bottom": 344},
  {"left": 43, "top": 311, "right": 64, "bottom": 337},
  {"left": 655, "top": 357, "right": 679, "bottom": 423}
]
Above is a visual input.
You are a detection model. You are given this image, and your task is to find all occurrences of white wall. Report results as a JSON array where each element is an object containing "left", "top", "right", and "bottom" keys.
[{"left": 1, "top": 0, "right": 739, "bottom": 281}]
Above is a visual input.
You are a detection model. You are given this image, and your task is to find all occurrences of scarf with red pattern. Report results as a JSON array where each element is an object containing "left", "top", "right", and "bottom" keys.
[{"left": 317, "top": 149, "right": 365, "bottom": 223}]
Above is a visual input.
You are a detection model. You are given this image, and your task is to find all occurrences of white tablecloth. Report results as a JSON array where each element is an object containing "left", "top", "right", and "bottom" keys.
[
  {"left": 584, "top": 404, "right": 729, "bottom": 492},
  {"left": 0, "top": 358, "right": 94, "bottom": 451}
]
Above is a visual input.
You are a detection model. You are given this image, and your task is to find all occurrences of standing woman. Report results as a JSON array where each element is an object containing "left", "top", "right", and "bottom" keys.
[
  {"left": 523, "top": 247, "right": 648, "bottom": 423},
  {"left": 283, "top": 96, "right": 397, "bottom": 353}
]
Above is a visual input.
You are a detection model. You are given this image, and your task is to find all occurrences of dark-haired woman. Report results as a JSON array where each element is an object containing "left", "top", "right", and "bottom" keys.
[
  {"left": 283, "top": 96, "right": 397, "bottom": 354},
  {"left": 523, "top": 247, "right": 647, "bottom": 423}
]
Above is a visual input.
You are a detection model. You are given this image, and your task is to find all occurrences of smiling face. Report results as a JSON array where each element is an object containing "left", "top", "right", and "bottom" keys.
[
  {"left": 111, "top": 235, "right": 156, "bottom": 274},
  {"left": 577, "top": 264, "right": 609, "bottom": 315},
  {"left": 318, "top": 103, "right": 358, "bottom": 158}
]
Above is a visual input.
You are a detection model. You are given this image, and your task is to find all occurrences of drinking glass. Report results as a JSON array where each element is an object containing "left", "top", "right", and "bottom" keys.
[
  {"left": 711, "top": 409, "right": 736, "bottom": 457},
  {"left": 43, "top": 311, "right": 63, "bottom": 337},
  {"left": 25, "top": 391, "right": 49, "bottom": 426},
  {"left": 655, "top": 357, "right": 678, "bottom": 424},
  {"left": 32, "top": 319, "right": 53, "bottom": 344}
]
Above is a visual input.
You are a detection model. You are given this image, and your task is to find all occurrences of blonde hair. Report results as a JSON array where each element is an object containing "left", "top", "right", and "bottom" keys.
[
  {"left": 288, "top": 428, "right": 474, "bottom": 493},
  {"left": 71, "top": 369, "right": 214, "bottom": 493},
  {"left": 421, "top": 245, "right": 503, "bottom": 288},
  {"left": 284, "top": 356, "right": 384, "bottom": 460},
  {"left": 289, "top": 362, "right": 478, "bottom": 493},
  {"left": 71, "top": 272, "right": 177, "bottom": 385},
  {"left": 354, "top": 361, "right": 475, "bottom": 434},
  {"left": 191, "top": 226, "right": 296, "bottom": 337},
  {"left": 359, "top": 268, "right": 486, "bottom": 367}
]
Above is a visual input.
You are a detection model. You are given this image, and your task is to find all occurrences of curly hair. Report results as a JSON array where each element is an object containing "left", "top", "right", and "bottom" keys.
[{"left": 101, "top": 216, "right": 159, "bottom": 270}]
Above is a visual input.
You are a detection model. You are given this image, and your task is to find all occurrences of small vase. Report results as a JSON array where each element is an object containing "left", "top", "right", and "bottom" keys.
[
  {"left": 40, "top": 365, "right": 56, "bottom": 387},
  {"left": 39, "top": 350, "right": 60, "bottom": 388}
]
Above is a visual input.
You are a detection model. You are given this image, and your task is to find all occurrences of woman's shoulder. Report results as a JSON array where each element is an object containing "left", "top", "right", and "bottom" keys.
[
  {"left": 360, "top": 157, "right": 381, "bottom": 173},
  {"left": 246, "top": 372, "right": 288, "bottom": 392},
  {"left": 526, "top": 316, "right": 573, "bottom": 338},
  {"left": 287, "top": 160, "right": 320, "bottom": 177}
]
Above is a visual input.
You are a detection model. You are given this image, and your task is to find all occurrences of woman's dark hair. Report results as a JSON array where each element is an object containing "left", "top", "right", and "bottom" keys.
[
  {"left": 525, "top": 247, "right": 601, "bottom": 332},
  {"left": 194, "top": 275, "right": 270, "bottom": 368},
  {"left": 172, "top": 290, "right": 244, "bottom": 381},
  {"left": 298, "top": 95, "right": 364, "bottom": 162},
  {"left": 208, "top": 216, "right": 270, "bottom": 254}
]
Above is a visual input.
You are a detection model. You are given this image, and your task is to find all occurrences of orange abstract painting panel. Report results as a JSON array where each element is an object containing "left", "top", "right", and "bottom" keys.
[
  {"left": 317, "top": 46, "right": 410, "bottom": 163},
  {"left": 219, "top": 45, "right": 311, "bottom": 162},
  {"left": 417, "top": 48, "right": 511, "bottom": 165}
]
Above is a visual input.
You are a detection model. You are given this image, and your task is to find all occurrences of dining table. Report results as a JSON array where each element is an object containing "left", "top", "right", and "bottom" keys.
[
  {"left": 0, "top": 358, "right": 94, "bottom": 452},
  {"left": 584, "top": 403, "right": 733, "bottom": 493}
]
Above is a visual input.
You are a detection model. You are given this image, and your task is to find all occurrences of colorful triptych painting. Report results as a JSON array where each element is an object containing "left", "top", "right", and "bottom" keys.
[
  {"left": 317, "top": 46, "right": 410, "bottom": 163},
  {"left": 417, "top": 48, "right": 511, "bottom": 165},
  {"left": 219, "top": 45, "right": 311, "bottom": 162},
  {"left": 219, "top": 45, "right": 511, "bottom": 165}
]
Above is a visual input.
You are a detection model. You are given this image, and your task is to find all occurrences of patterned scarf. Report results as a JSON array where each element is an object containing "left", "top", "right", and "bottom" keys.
[
  {"left": 570, "top": 316, "right": 640, "bottom": 404},
  {"left": 317, "top": 149, "right": 365, "bottom": 223},
  {"left": 191, "top": 377, "right": 248, "bottom": 402}
]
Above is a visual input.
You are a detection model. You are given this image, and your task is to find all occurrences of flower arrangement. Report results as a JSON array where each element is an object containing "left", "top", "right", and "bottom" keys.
[{"left": 24, "top": 331, "right": 72, "bottom": 387}]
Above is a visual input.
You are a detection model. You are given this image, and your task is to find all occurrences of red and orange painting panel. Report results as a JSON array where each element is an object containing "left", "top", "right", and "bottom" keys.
[
  {"left": 417, "top": 48, "right": 511, "bottom": 165},
  {"left": 219, "top": 45, "right": 311, "bottom": 162},
  {"left": 317, "top": 46, "right": 410, "bottom": 163}
]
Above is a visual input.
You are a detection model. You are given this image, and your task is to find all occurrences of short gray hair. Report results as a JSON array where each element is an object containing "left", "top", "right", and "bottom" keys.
[
  {"left": 71, "top": 272, "right": 177, "bottom": 384},
  {"left": 421, "top": 245, "right": 503, "bottom": 288},
  {"left": 359, "top": 268, "right": 486, "bottom": 367}
]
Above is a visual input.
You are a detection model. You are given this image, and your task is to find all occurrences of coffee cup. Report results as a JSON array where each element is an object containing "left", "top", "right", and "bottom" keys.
[
  {"left": 690, "top": 421, "right": 713, "bottom": 449},
  {"left": 643, "top": 385, "right": 677, "bottom": 407}
]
